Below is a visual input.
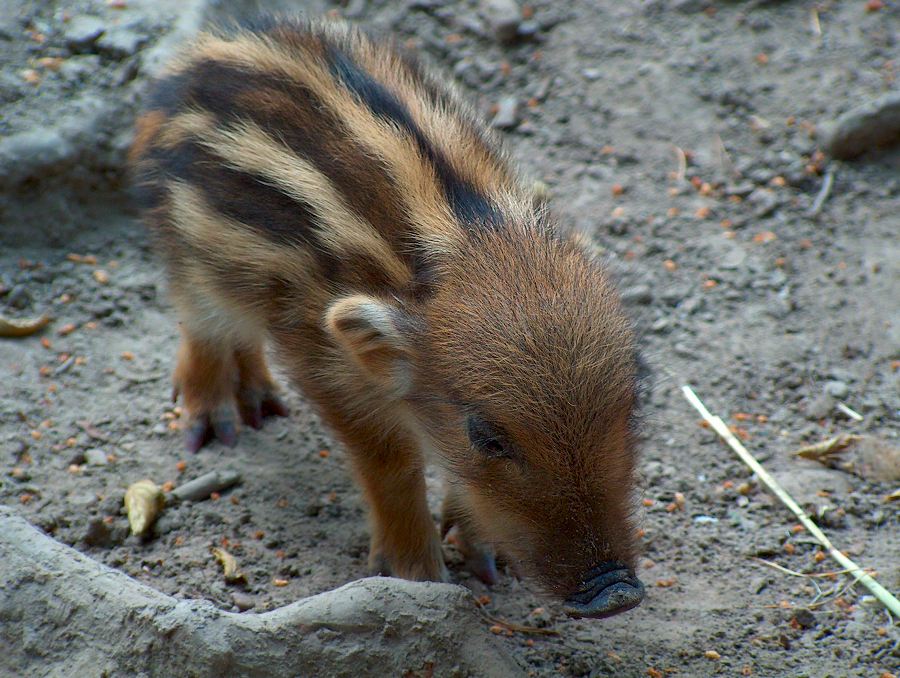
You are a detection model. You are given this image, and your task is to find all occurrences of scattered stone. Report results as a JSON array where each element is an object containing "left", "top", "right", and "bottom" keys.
[
  {"left": 481, "top": 0, "right": 521, "bottom": 45},
  {"left": 773, "top": 467, "right": 852, "bottom": 507},
  {"left": 83, "top": 517, "right": 112, "bottom": 547},
  {"left": 746, "top": 188, "right": 778, "bottom": 218},
  {"left": 621, "top": 284, "right": 653, "bottom": 305},
  {"left": 84, "top": 448, "right": 108, "bottom": 466},
  {"left": 805, "top": 393, "right": 834, "bottom": 420},
  {"left": 5, "top": 285, "right": 31, "bottom": 310},
  {"left": 719, "top": 245, "right": 747, "bottom": 270},
  {"left": 822, "top": 91, "right": 900, "bottom": 159},
  {"left": 582, "top": 68, "right": 602, "bottom": 81},
  {"left": 97, "top": 27, "right": 146, "bottom": 59},
  {"left": 491, "top": 96, "right": 519, "bottom": 130},
  {"left": 673, "top": 0, "right": 711, "bottom": 12},
  {"left": 59, "top": 55, "right": 102, "bottom": 83},
  {"left": 0, "top": 72, "right": 26, "bottom": 105},
  {"left": 171, "top": 469, "right": 242, "bottom": 502},
  {"left": 680, "top": 296, "right": 703, "bottom": 315},
  {"left": 517, "top": 19, "right": 540, "bottom": 38},
  {"left": 650, "top": 317, "right": 670, "bottom": 333},
  {"left": 693, "top": 515, "right": 718, "bottom": 524},
  {"left": 232, "top": 592, "right": 256, "bottom": 612},
  {"left": 815, "top": 506, "right": 846, "bottom": 529},
  {"left": 823, "top": 380, "right": 849, "bottom": 400},
  {"left": 64, "top": 16, "right": 107, "bottom": 54}
]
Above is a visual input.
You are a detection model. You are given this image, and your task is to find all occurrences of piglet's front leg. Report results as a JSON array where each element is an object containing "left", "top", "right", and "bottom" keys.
[
  {"left": 312, "top": 296, "right": 449, "bottom": 582},
  {"left": 442, "top": 484, "right": 499, "bottom": 585},
  {"left": 313, "top": 388, "right": 448, "bottom": 582}
]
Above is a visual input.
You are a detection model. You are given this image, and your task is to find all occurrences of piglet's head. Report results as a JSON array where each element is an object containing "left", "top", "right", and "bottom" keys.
[{"left": 325, "top": 228, "right": 645, "bottom": 619}]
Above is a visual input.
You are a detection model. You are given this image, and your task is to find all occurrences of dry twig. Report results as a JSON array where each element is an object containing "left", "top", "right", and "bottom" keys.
[
  {"left": 474, "top": 599, "right": 559, "bottom": 636},
  {"left": 672, "top": 145, "right": 687, "bottom": 183},
  {"left": 682, "top": 385, "right": 900, "bottom": 618},
  {"left": 751, "top": 557, "right": 874, "bottom": 580},
  {"left": 807, "top": 165, "right": 836, "bottom": 216},
  {"left": 835, "top": 402, "right": 863, "bottom": 421},
  {"left": 809, "top": 8, "right": 821, "bottom": 37}
]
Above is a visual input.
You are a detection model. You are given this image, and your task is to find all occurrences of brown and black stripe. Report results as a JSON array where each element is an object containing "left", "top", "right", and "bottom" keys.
[{"left": 131, "top": 18, "right": 522, "bottom": 296}]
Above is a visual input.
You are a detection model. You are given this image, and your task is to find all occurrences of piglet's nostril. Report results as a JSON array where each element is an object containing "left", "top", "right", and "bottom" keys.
[{"left": 563, "top": 562, "right": 644, "bottom": 619}]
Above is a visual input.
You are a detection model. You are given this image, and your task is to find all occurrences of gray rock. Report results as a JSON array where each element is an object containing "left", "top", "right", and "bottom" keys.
[
  {"left": 806, "top": 393, "right": 834, "bottom": 420},
  {"left": 97, "top": 27, "right": 147, "bottom": 59},
  {"left": 84, "top": 448, "right": 108, "bottom": 466},
  {"left": 83, "top": 517, "right": 112, "bottom": 547},
  {"left": 773, "top": 466, "right": 852, "bottom": 507},
  {"left": 231, "top": 592, "right": 256, "bottom": 612},
  {"left": 59, "top": 55, "right": 102, "bottom": 84},
  {"left": 6, "top": 284, "right": 32, "bottom": 310},
  {"left": 674, "top": 342, "right": 696, "bottom": 359},
  {"left": 824, "top": 380, "right": 849, "bottom": 400},
  {"left": 0, "top": 508, "right": 518, "bottom": 677},
  {"left": 517, "top": 19, "right": 540, "bottom": 38},
  {"left": 171, "top": 469, "right": 242, "bottom": 502},
  {"left": 747, "top": 187, "right": 778, "bottom": 218},
  {"left": 650, "top": 317, "right": 670, "bottom": 333},
  {"left": 491, "top": 96, "right": 519, "bottom": 130},
  {"left": 481, "top": 0, "right": 521, "bottom": 45},
  {"left": 621, "top": 284, "right": 653, "bottom": 305},
  {"left": 821, "top": 91, "right": 900, "bottom": 159},
  {"left": 792, "top": 607, "right": 816, "bottom": 629},
  {"left": 0, "top": 72, "right": 26, "bottom": 105},
  {"left": 64, "top": 16, "right": 107, "bottom": 53},
  {"left": 680, "top": 295, "right": 704, "bottom": 315},
  {"left": 719, "top": 244, "right": 747, "bottom": 270},
  {"left": 673, "top": 0, "right": 711, "bottom": 12},
  {"left": 0, "top": 127, "right": 74, "bottom": 185}
]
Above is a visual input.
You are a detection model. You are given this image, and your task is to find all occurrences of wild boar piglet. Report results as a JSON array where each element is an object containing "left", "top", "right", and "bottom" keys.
[{"left": 130, "top": 18, "right": 646, "bottom": 619}]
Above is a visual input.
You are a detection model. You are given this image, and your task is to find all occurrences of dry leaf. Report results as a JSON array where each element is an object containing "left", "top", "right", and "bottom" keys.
[
  {"left": 0, "top": 314, "right": 51, "bottom": 337},
  {"left": 796, "top": 435, "right": 900, "bottom": 483},
  {"left": 211, "top": 547, "right": 246, "bottom": 584},
  {"left": 124, "top": 479, "right": 164, "bottom": 537}
]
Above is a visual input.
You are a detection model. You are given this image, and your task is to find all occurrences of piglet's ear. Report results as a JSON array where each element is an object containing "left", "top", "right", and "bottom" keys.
[{"left": 324, "top": 295, "right": 413, "bottom": 395}]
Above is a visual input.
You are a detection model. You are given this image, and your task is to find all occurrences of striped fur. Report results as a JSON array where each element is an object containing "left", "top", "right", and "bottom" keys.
[{"left": 131, "top": 18, "right": 644, "bottom": 609}]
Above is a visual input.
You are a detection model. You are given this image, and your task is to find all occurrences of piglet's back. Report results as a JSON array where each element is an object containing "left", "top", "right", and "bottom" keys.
[{"left": 130, "top": 19, "right": 520, "bottom": 317}]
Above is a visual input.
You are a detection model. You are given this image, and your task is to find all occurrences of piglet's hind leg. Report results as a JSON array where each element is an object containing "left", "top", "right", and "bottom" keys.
[
  {"left": 172, "top": 330, "right": 240, "bottom": 452},
  {"left": 234, "top": 343, "right": 289, "bottom": 430}
]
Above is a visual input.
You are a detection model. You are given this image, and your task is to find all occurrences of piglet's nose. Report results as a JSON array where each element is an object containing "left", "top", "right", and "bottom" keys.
[{"left": 563, "top": 562, "right": 644, "bottom": 619}]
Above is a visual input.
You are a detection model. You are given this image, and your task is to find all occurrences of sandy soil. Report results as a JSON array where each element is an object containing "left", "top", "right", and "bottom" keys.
[{"left": 2, "top": 1, "right": 898, "bottom": 676}]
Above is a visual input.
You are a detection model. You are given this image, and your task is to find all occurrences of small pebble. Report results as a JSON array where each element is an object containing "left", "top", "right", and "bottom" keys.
[
  {"left": 823, "top": 380, "right": 849, "bottom": 400},
  {"left": 621, "top": 284, "right": 653, "bottom": 306},
  {"left": 64, "top": 16, "right": 106, "bottom": 53},
  {"left": 822, "top": 91, "right": 900, "bottom": 159},
  {"left": 806, "top": 393, "right": 834, "bottom": 420},
  {"left": 84, "top": 448, "right": 109, "bottom": 466},
  {"left": 491, "top": 97, "right": 519, "bottom": 130},
  {"left": 791, "top": 608, "right": 816, "bottom": 629},
  {"left": 232, "top": 592, "right": 256, "bottom": 611},
  {"left": 83, "top": 517, "right": 112, "bottom": 547},
  {"left": 481, "top": 0, "right": 521, "bottom": 45},
  {"left": 693, "top": 515, "right": 718, "bottom": 524},
  {"left": 97, "top": 26, "right": 146, "bottom": 59}
]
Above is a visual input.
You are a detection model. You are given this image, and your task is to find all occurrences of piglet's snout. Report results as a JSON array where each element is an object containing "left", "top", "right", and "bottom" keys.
[{"left": 563, "top": 562, "right": 645, "bottom": 619}]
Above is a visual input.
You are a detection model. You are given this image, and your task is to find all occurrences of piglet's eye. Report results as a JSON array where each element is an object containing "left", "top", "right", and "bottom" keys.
[{"left": 466, "top": 416, "right": 513, "bottom": 459}]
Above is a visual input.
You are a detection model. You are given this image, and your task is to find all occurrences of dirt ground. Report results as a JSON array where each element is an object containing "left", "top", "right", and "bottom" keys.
[{"left": 2, "top": 0, "right": 898, "bottom": 676}]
